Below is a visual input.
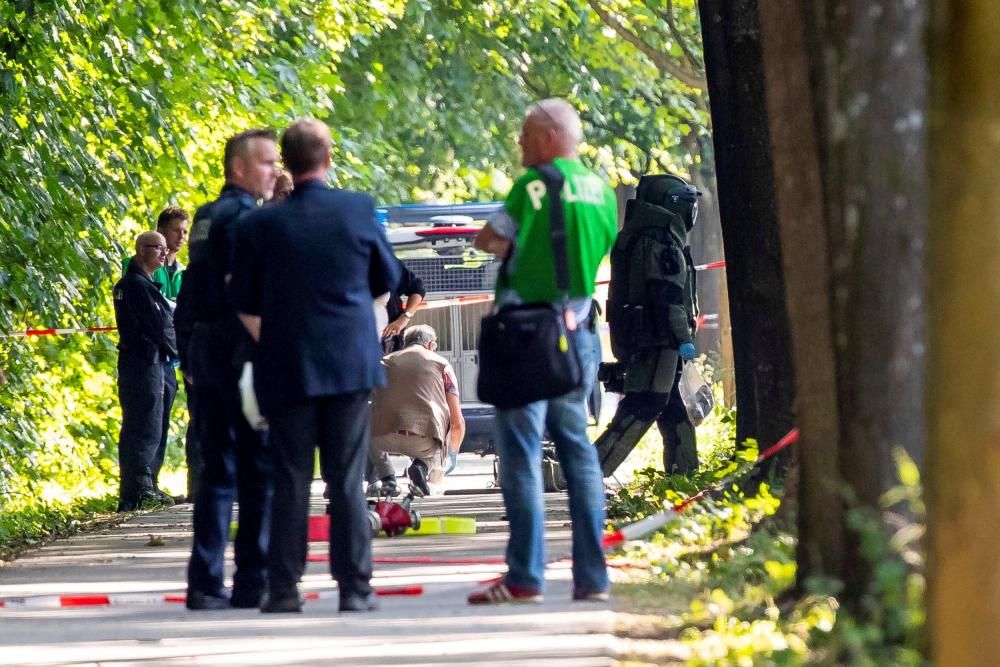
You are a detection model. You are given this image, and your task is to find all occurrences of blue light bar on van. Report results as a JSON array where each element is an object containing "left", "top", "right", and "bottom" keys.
[{"left": 377, "top": 202, "right": 503, "bottom": 225}]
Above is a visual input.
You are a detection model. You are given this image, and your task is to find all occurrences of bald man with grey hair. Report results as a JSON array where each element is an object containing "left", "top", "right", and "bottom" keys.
[
  {"left": 469, "top": 97, "right": 618, "bottom": 606},
  {"left": 113, "top": 230, "right": 178, "bottom": 511},
  {"left": 527, "top": 98, "right": 584, "bottom": 148}
]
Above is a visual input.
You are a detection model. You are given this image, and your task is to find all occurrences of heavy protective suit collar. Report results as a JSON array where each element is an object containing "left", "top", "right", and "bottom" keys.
[{"left": 622, "top": 199, "right": 688, "bottom": 245}]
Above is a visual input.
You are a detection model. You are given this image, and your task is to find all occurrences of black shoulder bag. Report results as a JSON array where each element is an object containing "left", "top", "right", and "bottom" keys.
[{"left": 477, "top": 164, "right": 583, "bottom": 409}]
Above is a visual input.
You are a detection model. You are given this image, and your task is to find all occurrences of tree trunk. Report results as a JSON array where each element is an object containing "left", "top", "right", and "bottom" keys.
[
  {"left": 800, "top": 0, "right": 929, "bottom": 604},
  {"left": 697, "top": 0, "right": 796, "bottom": 462},
  {"left": 927, "top": 1, "right": 1000, "bottom": 661},
  {"left": 757, "top": 0, "right": 844, "bottom": 586},
  {"left": 758, "top": 0, "right": 929, "bottom": 605}
]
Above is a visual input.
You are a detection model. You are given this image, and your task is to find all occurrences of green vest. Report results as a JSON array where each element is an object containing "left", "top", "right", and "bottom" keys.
[
  {"left": 122, "top": 257, "right": 184, "bottom": 300},
  {"left": 501, "top": 158, "right": 618, "bottom": 302}
]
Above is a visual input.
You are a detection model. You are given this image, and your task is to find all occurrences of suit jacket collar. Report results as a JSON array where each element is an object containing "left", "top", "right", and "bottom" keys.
[{"left": 291, "top": 178, "right": 328, "bottom": 193}]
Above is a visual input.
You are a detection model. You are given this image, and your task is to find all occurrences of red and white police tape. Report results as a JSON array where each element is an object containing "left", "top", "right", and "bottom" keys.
[
  {"left": 0, "top": 326, "right": 117, "bottom": 339},
  {"left": 0, "top": 585, "right": 423, "bottom": 609},
  {"left": 599, "top": 427, "right": 799, "bottom": 551},
  {"left": 0, "top": 261, "right": 728, "bottom": 338}
]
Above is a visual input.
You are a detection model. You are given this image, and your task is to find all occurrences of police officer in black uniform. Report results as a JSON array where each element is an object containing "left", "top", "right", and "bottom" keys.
[
  {"left": 175, "top": 128, "right": 280, "bottom": 610},
  {"left": 595, "top": 174, "right": 701, "bottom": 477},
  {"left": 113, "top": 231, "right": 178, "bottom": 512}
]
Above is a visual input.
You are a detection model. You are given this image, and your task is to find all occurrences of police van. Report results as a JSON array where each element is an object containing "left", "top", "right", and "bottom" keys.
[{"left": 380, "top": 202, "right": 504, "bottom": 456}]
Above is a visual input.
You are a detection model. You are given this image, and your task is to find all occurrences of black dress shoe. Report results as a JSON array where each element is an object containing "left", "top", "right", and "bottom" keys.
[
  {"left": 230, "top": 588, "right": 264, "bottom": 608},
  {"left": 339, "top": 593, "right": 379, "bottom": 612},
  {"left": 186, "top": 589, "right": 231, "bottom": 610},
  {"left": 406, "top": 460, "right": 430, "bottom": 496},
  {"left": 260, "top": 591, "right": 303, "bottom": 613}
]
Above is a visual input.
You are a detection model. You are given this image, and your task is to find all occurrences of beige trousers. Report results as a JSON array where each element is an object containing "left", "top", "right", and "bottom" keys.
[{"left": 370, "top": 432, "right": 444, "bottom": 481}]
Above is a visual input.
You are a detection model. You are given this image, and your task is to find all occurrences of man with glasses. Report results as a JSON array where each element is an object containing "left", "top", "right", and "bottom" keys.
[
  {"left": 369, "top": 324, "right": 466, "bottom": 495},
  {"left": 123, "top": 206, "right": 192, "bottom": 506},
  {"left": 113, "top": 231, "right": 178, "bottom": 512}
]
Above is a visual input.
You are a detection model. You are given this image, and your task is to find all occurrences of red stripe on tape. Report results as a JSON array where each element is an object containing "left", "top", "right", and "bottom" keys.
[
  {"left": 414, "top": 227, "right": 480, "bottom": 237},
  {"left": 756, "top": 428, "right": 800, "bottom": 462},
  {"left": 59, "top": 595, "right": 111, "bottom": 607},
  {"left": 600, "top": 530, "right": 626, "bottom": 551},
  {"left": 375, "top": 556, "right": 507, "bottom": 565}
]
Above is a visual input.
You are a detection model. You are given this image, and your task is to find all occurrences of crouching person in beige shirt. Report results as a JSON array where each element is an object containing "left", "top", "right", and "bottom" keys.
[{"left": 369, "top": 325, "right": 465, "bottom": 495}]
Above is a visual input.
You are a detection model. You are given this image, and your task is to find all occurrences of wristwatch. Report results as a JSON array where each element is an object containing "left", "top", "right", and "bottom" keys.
[{"left": 403, "top": 311, "right": 414, "bottom": 320}]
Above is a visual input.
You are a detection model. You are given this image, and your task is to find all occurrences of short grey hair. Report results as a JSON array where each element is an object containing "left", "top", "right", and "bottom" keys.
[
  {"left": 403, "top": 324, "right": 437, "bottom": 347},
  {"left": 528, "top": 98, "right": 583, "bottom": 146}
]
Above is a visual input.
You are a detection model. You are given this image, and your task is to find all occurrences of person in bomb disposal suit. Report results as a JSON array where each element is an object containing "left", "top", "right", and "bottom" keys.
[
  {"left": 593, "top": 174, "right": 701, "bottom": 477},
  {"left": 175, "top": 129, "right": 280, "bottom": 611},
  {"left": 113, "top": 231, "right": 178, "bottom": 512},
  {"left": 233, "top": 119, "right": 400, "bottom": 613}
]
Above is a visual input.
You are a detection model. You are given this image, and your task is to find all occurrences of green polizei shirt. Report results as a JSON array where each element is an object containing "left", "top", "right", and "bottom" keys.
[
  {"left": 121, "top": 257, "right": 184, "bottom": 301},
  {"left": 497, "top": 157, "right": 618, "bottom": 303}
]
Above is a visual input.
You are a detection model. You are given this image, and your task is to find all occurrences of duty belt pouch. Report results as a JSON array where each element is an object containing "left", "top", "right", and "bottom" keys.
[{"left": 477, "top": 163, "right": 583, "bottom": 410}]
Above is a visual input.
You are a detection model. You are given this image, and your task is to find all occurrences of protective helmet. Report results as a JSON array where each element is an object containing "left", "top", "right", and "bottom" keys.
[{"left": 636, "top": 174, "right": 702, "bottom": 231}]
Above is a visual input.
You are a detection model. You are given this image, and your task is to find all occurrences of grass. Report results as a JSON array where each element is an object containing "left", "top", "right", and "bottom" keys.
[
  {"left": 603, "top": 380, "right": 926, "bottom": 665},
  {"left": 0, "top": 493, "right": 122, "bottom": 563}
]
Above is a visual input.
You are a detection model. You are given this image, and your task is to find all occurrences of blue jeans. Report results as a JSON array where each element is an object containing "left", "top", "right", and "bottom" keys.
[{"left": 494, "top": 327, "right": 608, "bottom": 594}]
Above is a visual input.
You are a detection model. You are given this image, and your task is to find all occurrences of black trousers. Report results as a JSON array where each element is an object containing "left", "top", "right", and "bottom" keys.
[
  {"left": 151, "top": 366, "right": 178, "bottom": 489},
  {"left": 187, "top": 378, "right": 271, "bottom": 597},
  {"left": 267, "top": 391, "right": 373, "bottom": 599},
  {"left": 117, "top": 354, "right": 164, "bottom": 509}
]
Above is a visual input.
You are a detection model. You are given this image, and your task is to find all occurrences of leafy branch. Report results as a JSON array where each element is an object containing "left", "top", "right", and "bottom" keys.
[{"left": 584, "top": 0, "right": 707, "bottom": 89}]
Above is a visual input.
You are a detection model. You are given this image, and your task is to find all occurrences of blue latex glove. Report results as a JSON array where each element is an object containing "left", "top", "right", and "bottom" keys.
[
  {"left": 444, "top": 451, "right": 458, "bottom": 475},
  {"left": 679, "top": 342, "right": 696, "bottom": 361},
  {"left": 168, "top": 358, "right": 181, "bottom": 369}
]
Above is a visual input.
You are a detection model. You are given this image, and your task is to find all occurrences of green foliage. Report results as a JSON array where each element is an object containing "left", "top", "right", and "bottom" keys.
[
  {"left": 0, "top": 0, "right": 710, "bottom": 538},
  {"left": 0, "top": 493, "right": 119, "bottom": 562},
  {"left": 0, "top": 0, "right": 407, "bottom": 505},
  {"left": 611, "top": 431, "right": 926, "bottom": 665},
  {"left": 797, "top": 448, "right": 926, "bottom": 666}
]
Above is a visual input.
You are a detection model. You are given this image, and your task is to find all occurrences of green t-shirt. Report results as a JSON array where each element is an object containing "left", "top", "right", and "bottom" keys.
[
  {"left": 122, "top": 257, "right": 184, "bottom": 300},
  {"left": 501, "top": 157, "right": 618, "bottom": 302}
]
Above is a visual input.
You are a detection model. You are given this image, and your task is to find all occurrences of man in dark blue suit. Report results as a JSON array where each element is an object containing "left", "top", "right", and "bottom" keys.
[{"left": 233, "top": 118, "right": 400, "bottom": 613}]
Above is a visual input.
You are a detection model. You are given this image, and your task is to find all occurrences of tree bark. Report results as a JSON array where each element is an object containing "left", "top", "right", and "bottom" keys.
[
  {"left": 801, "top": 0, "right": 929, "bottom": 604},
  {"left": 927, "top": 0, "right": 1000, "bottom": 661},
  {"left": 757, "top": 0, "right": 929, "bottom": 605},
  {"left": 757, "top": 0, "right": 845, "bottom": 584},
  {"left": 697, "top": 0, "right": 796, "bottom": 462}
]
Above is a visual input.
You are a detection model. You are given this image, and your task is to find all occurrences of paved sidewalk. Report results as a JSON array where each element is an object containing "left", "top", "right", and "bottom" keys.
[{"left": 0, "top": 456, "right": 618, "bottom": 665}]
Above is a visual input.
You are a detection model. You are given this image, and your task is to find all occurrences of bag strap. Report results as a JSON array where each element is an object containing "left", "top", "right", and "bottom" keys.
[{"left": 534, "top": 163, "right": 569, "bottom": 294}]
